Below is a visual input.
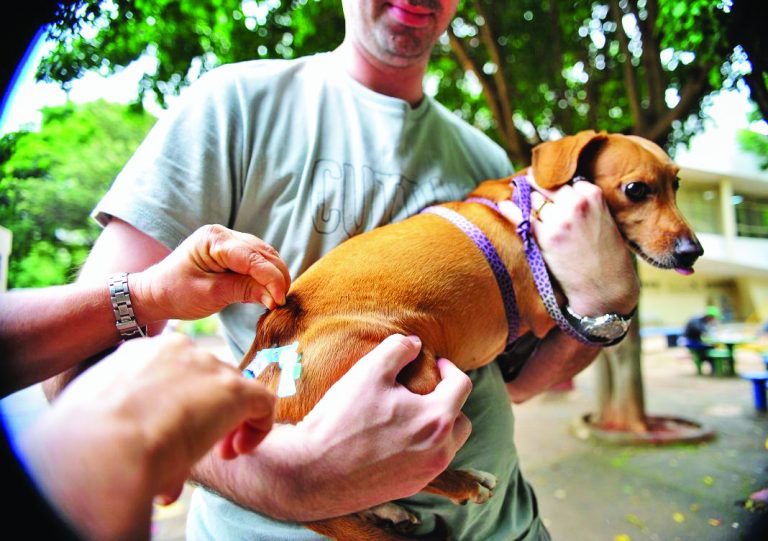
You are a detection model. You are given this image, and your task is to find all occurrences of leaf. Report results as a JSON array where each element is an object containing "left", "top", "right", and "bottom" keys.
[
  {"left": 1, "top": 101, "right": 155, "bottom": 288},
  {"left": 625, "top": 513, "right": 646, "bottom": 530}
]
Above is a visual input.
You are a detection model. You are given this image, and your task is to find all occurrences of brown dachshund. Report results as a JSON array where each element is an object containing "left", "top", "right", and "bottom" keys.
[{"left": 239, "top": 130, "right": 703, "bottom": 540}]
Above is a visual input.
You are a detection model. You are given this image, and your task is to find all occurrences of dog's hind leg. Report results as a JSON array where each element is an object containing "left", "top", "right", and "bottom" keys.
[
  {"left": 423, "top": 468, "right": 498, "bottom": 505},
  {"left": 307, "top": 513, "right": 451, "bottom": 541},
  {"left": 306, "top": 515, "right": 421, "bottom": 541}
]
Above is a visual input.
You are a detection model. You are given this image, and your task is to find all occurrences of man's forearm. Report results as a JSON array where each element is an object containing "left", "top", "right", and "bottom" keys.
[
  {"left": 0, "top": 284, "right": 123, "bottom": 397},
  {"left": 190, "top": 421, "right": 409, "bottom": 523},
  {"left": 505, "top": 328, "right": 599, "bottom": 404},
  {"left": 190, "top": 424, "right": 323, "bottom": 522}
]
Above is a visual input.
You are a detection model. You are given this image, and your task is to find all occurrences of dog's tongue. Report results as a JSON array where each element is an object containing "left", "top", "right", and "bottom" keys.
[{"left": 675, "top": 267, "right": 695, "bottom": 276}]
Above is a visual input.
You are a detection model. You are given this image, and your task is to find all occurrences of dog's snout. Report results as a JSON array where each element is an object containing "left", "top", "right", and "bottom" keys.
[{"left": 673, "top": 236, "right": 704, "bottom": 268}]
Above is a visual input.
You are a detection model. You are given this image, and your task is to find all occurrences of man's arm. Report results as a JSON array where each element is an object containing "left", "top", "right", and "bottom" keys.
[
  {"left": 499, "top": 179, "right": 640, "bottom": 403},
  {"left": 34, "top": 219, "right": 289, "bottom": 398},
  {"left": 191, "top": 335, "right": 474, "bottom": 521}
]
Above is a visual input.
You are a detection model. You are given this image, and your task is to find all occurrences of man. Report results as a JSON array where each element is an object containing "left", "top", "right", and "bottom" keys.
[
  {"left": 44, "top": 0, "right": 638, "bottom": 539},
  {"left": 683, "top": 306, "right": 720, "bottom": 347}
]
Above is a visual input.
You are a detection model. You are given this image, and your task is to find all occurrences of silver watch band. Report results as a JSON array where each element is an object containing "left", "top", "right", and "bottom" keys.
[
  {"left": 563, "top": 304, "right": 637, "bottom": 346},
  {"left": 108, "top": 272, "right": 146, "bottom": 340}
]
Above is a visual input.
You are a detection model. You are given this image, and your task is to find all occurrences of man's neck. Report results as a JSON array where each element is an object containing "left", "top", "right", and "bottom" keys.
[{"left": 334, "top": 40, "right": 427, "bottom": 107}]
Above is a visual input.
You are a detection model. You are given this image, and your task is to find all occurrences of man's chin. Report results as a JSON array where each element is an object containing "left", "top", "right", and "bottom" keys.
[{"left": 377, "top": 30, "right": 435, "bottom": 62}]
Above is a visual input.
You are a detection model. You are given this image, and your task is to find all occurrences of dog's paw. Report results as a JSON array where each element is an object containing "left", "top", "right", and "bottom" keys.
[
  {"left": 360, "top": 502, "right": 421, "bottom": 533},
  {"left": 460, "top": 468, "right": 498, "bottom": 505}
]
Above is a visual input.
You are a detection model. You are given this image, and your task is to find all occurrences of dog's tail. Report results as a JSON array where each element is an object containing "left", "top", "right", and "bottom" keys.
[{"left": 238, "top": 294, "right": 304, "bottom": 371}]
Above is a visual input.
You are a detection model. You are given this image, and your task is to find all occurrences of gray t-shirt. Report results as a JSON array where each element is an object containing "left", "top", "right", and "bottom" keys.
[{"left": 94, "top": 52, "right": 547, "bottom": 540}]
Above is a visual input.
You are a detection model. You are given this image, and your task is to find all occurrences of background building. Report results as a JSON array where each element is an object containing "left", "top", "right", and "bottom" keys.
[{"left": 639, "top": 91, "right": 768, "bottom": 329}]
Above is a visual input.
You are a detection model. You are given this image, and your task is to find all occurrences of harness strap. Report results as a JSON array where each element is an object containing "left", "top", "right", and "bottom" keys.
[
  {"left": 420, "top": 205, "right": 520, "bottom": 346},
  {"left": 511, "top": 175, "right": 595, "bottom": 345}
]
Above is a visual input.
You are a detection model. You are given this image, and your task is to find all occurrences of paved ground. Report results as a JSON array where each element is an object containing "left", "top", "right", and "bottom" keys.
[
  {"left": 4, "top": 335, "right": 767, "bottom": 540},
  {"left": 513, "top": 337, "right": 768, "bottom": 541}
]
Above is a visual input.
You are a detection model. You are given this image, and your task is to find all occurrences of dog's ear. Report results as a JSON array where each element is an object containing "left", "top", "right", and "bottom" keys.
[{"left": 531, "top": 130, "right": 608, "bottom": 188}]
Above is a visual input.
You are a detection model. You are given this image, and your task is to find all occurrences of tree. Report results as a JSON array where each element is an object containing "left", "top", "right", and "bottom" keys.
[
  {"left": 0, "top": 100, "right": 155, "bottom": 288},
  {"left": 738, "top": 110, "right": 768, "bottom": 169},
  {"left": 38, "top": 0, "right": 766, "bottom": 164},
  {"left": 31, "top": 0, "right": 767, "bottom": 433}
]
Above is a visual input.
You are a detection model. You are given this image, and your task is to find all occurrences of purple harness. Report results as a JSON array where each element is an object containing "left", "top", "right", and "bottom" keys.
[
  {"left": 420, "top": 205, "right": 521, "bottom": 346},
  {"left": 421, "top": 174, "right": 594, "bottom": 346}
]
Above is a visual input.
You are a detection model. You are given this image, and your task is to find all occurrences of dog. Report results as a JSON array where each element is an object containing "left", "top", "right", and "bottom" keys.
[{"left": 239, "top": 130, "right": 703, "bottom": 540}]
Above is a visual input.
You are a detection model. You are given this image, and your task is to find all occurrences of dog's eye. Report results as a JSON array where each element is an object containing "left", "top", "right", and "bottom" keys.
[
  {"left": 625, "top": 182, "right": 650, "bottom": 202},
  {"left": 673, "top": 178, "right": 680, "bottom": 192}
]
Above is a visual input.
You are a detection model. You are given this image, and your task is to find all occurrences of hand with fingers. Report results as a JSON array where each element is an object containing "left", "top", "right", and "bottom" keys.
[
  {"left": 293, "top": 334, "right": 474, "bottom": 512},
  {"left": 499, "top": 177, "right": 639, "bottom": 316},
  {"left": 20, "top": 333, "right": 276, "bottom": 541},
  {"left": 133, "top": 224, "right": 292, "bottom": 323}
]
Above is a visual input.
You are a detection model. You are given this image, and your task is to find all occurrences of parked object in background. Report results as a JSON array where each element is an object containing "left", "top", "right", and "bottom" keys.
[{"left": 740, "top": 371, "right": 768, "bottom": 412}]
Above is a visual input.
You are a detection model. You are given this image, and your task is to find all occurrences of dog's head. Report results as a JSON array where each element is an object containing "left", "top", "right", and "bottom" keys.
[{"left": 531, "top": 130, "right": 703, "bottom": 274}]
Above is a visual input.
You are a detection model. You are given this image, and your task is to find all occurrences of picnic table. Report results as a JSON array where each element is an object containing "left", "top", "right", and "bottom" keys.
[{"left": 701, "top": 333, "right": 755, "bottom": 377}]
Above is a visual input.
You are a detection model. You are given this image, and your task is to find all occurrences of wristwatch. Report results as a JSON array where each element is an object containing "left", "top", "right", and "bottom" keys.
[
  {"left": 108, "top": 272, "right": 147, "bottom": 340},
  {"left": 563, "top": 304, "right": 637, "bottom": 346}
]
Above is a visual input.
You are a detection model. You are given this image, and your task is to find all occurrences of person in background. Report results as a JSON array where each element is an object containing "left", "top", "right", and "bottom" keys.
[{"left": 683, "top": 306, "right": 721, "bottom": 348}]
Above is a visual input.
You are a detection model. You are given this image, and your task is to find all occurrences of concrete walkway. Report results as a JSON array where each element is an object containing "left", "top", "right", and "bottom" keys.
[{"left": 513, "top": 337, "right": 768, "bottom": 541}]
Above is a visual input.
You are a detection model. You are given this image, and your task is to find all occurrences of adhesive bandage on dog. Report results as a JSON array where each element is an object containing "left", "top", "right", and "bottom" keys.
[{"left": 242, "top": 342, "right": 302, "bottom": 397}]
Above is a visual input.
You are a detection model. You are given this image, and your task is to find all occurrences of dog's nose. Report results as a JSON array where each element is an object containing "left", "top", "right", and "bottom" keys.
[{"left": 673, "top": 236, "right": 704, "bottom": 268}]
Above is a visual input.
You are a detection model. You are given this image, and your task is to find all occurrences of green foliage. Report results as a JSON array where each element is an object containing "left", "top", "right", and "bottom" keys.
[
  {"left": 172, "top": 315, "right": 221, "bottom": 337},
  {"left": 40, "top": 0, "right": 344, "bottom": 106},
  {"left": 36, "top": 0, "right": 760, "bottom": 165},
  {"left": 38, "top": 0, "right": 759, "bottom": 162},
  {"left": 0, "top": 100, "right": 155, "bottom": 288},
  {"left": 738, "top": 128, "right": 768, "bottom": 169}
]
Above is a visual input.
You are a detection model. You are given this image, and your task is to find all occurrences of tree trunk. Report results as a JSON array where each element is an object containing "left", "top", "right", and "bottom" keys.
[{"left": 592, "top": 317, "right": 648, "bottom": 433}]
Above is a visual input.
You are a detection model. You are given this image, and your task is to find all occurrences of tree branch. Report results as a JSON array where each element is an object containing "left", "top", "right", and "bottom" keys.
[
  {"left": 646, "top": 64, "right": 714, "bottom": 143},
  {"left": 609, "top": 0, "right": 645, "bottom": 131},
  {"left": 447, "top": 27, "right": 512, "bottom": 153},
  {"left": 630, "top": 0, "right": 666, "bottom": 120},
  {"left": 474, "top": 0, "right": 527, "bottom": 158},
  {"left": 544, "top": 0, "right": 574, "bottom": 134}
]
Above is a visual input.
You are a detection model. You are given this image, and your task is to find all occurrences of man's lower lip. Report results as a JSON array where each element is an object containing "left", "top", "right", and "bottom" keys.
[{"left": 386, "top": 4, "right": 433, "bottom": 27}]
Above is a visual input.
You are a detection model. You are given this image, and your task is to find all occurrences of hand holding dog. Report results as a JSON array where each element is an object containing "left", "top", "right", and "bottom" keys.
[
  {"left": 21, "top": 333, "right": 276, "bottom": 541},
  {"left": 499, "top": 179, "right": 639, "bottom": 316},
  {"left": 295, "top": 335, "right": 473, "bottom": 508},
  {"left": 133, "top": 224, "right": 292, "bottom": 323},
  {"left": 192, "top": 334, "right": 474, "bottom": 522}
]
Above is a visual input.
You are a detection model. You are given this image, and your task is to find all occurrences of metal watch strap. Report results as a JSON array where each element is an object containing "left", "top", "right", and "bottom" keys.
[
  {"left": 563, "top": 304, "right": 637, "bottom": 346},
  {"left": 108, "top": 272, "right": 146, "bottom": 339}
]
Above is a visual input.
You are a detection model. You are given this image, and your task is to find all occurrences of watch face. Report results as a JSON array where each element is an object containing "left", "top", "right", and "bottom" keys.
[
  {"left": 564, "top": 305, "right": 632, "bottom": 343},
  {"left": 586, "top": 315, "right": 629, "bottom": 340}
]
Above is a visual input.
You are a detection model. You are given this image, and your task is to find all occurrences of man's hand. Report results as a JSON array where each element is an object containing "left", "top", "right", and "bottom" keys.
[
  {"left": 133, "top": 224, "right": 292, "bottom": 323},
  {"left": 499, "top": 178, "right": 639, "bottom": 316},
  {"left": 296, "top": 335, "right": 473, "bottom": 504},
  {"left": 21, "top": 334, "right": 276, "bottom": 541},
  {"left": 498, "top": 178, "right": 640, "bottom": 403},
  {"left": 192, "top": 334, "right": 474, "bottom": 521}
]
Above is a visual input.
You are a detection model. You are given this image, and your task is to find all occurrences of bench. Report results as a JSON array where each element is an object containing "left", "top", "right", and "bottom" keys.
[
  {"left": 741, "top": 371, "right": 768, "bottom": 412},
  {"left": 706, "top": 349, "right": 735, "bottom": 376}
]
